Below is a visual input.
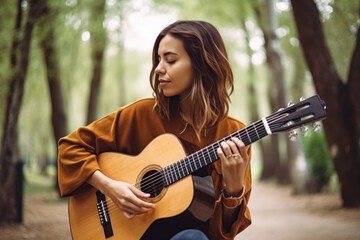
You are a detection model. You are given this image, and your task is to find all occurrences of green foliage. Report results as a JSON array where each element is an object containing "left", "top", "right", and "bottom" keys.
[
  {"left": 24, "top": 167, "right": 54, "bottom": 194},
  {"left": 1, "top": 0, "right": 356, "bottom": 186},
  {"left": 320, "top": 0, "right": 359, "bottom": 81},
  {"left": 302, "top": 131, "right": 333, "bottom": 192}
]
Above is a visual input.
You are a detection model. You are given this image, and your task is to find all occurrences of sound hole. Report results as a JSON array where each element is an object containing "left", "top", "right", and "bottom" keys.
[{"left": 140, "top": 170, "right": 165, "bottom": 198}]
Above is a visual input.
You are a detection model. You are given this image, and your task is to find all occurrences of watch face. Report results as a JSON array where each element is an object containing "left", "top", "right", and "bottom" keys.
[{"left": 223, "top": 197, "right": 241, "bottom": 208}]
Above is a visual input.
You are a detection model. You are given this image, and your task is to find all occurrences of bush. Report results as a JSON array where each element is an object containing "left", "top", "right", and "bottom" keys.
[{"left": 302, "top": 131, "right": 333, "bottom": 192}]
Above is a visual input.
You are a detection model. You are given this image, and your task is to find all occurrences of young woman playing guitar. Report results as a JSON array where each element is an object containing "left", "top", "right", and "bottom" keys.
[{"left": 58, "top": 20, "right": 252, "bottom": 240}]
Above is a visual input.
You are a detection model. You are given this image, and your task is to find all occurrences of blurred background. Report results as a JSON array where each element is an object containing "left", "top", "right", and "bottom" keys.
[{"left": 0, "top": 0, "right": 359, "bottom": 239}]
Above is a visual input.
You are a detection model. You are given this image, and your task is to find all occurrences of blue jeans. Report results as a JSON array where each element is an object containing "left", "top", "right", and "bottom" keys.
[{"left": 170, "top": 229, "right": 209, "bottom": 240}]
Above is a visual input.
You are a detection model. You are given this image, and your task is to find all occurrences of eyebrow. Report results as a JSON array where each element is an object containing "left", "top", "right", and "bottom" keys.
[{"left": 158, "top": 51, "right": 178, "bottom": 58}]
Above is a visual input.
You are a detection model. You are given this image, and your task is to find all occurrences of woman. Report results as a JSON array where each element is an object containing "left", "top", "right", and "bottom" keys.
[{"left": 58, "top": 20, "right": 252, "bottom": 240}]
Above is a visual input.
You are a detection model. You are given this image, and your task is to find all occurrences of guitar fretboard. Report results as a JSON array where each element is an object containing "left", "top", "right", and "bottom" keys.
[{"left": 161, "top": 119, "right": 269, "bottom": 186}]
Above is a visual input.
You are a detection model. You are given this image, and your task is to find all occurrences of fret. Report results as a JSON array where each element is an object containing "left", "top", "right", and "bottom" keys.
[
  {"left": 254, "top": 123, "right": 260, "bottom": 139},
  {"left": 193, "top": 152, "right": 200, "bottom": 169},
  {"left": 190, "top": 158, "right": 197, "bottom": 172},
  {"left": 198, "top": 151, "right": 205, "bottom": 168},
  {"left": 207, "top": 144, "right": 218, "bottom": 163},
  {"left": 188, "top": 156, "right": 194, "bottom": 172},
  {"left": 161, "top": 119, "right": 270, "bottom": 186},
  {"left": 178, "top": 162, "right": 183, "bottom": 179},
  {"left": 203, "top": 149, "right": 209, "bottom": 166},
  {"left": 245, "top": 127, "right": 251, "bottom": 144},
  {"left": 174, "top": 162, "right": 180, "bottom": 181},
  {"left": 205, "top": 147, "right": 211, "bottom": 164},
  {"left": 163, "top": 167, "right": 170, "bottom": 186},
  {"left": 184, "top": 160, "right": 190, "bottom": 175},
  {"left": 179, "top": 159, "right": 185, "bottom": 178},
  {"left": 169, "top": 166, "right": 174, "bottom": 185},
  {"left": 171, "top": 164, "right": 176, "bottom": 183},
  {"left": 238, "top": 133, "right": 242, "bottom": 142}
]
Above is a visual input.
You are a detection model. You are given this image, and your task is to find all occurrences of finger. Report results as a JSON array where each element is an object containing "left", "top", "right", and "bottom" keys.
[
  {"left": 121, "top": 199, "right": 153, "bottom": 216},
  {"left": 128, "top": 185, "right": 155, "bottom": 209},
  {"left": 231, "top": 137, "right": 248, "bottom": 160},
  {"left": 227, "top": 139, "right": 239, "bottom": 154},
  {"left": 130, "top": 185, "right": 151, "bottom": 198},
  {"left": 123, "top": 185, "right": 155, "bottom": 212},
  {"left": 217, "top": 147, "right": 226, "bottom": 159},
  {"left": 127, "top": 197, "right": 155, "bottom": 212},
  {"left": 220, "top": 141, "right": 232, "bottom": 156},
  {"left": 123, "top": 211, "right": 135, "bottom": 219}
]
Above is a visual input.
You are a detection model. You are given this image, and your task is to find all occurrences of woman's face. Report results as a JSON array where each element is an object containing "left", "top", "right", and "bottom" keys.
[{"left": 155, "top": 34, "right": 193, "bottom": 100}]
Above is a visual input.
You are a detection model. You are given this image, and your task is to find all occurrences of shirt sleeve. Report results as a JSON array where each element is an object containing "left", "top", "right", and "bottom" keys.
[
  {"left": 57, "top": 111, "right": 120, "bottom": 197},
  {"left": 207, "top": 143, "right": 252, "bottom": 239}
]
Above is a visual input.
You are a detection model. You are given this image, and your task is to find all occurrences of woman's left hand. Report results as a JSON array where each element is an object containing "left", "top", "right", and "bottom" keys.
[{"left": 217, "top": 137, "right": 249, "bottom": 195}]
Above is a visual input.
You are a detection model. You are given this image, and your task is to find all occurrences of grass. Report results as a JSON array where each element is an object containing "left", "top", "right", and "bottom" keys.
[
  {"left": 23, "top": 166, "right": 57, "bottom": 195},
  {"left": 23, "top": 167, "right": 69, "bottom": 204}
]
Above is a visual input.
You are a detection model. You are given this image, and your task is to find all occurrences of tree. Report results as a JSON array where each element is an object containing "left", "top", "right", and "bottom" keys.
[
  {"left": 0, "top": 0, "right": 38, "bottom": 223},
  {"left": 86, "top": 0, "right": 107, "bottom": 124},
  {"left": 291, "top": 0, "right": 360, "bottom": 207},
  {"left": 37, "top": 0, "right": 68, "bottom": 194},
  {"left": 253, "top": 0, "right": 285, "bottom": 182}
]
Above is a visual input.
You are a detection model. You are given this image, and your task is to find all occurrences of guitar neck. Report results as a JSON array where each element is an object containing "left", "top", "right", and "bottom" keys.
[
  {"left": 161, "top": 94, "right": 327, "bottom": 187},
  {"left": 161, "top": 119, "right": 269, "bottom": 186}
]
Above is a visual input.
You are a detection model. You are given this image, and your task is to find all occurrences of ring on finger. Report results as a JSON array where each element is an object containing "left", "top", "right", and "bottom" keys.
[{"left": 226, "top": 153, "right": 240, "bottom": 159}]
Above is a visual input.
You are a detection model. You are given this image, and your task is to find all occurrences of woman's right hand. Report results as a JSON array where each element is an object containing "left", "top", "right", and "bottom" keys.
[{"left": 88, "top": 170, "right": 155, "bottom": 219}]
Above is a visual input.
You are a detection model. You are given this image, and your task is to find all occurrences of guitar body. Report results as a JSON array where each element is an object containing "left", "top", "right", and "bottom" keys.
[{"left": 68, "top": 134, "right": 215, "bottom": 240}]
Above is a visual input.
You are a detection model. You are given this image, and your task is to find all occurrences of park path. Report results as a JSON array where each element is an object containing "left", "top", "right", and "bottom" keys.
[
  {"left": 237, "top": 182, "right": 360, "bottom": 240},
  {"left": 0, "top": 182, "right": 359, "bottom": 239}
]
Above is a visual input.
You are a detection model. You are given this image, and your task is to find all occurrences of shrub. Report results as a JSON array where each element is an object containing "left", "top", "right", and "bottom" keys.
[{"left": 302, "top": 131, "right": 333, "bottom": 192}]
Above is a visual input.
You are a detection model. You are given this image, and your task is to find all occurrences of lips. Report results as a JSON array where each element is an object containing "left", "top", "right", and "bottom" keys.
[{"left": 159, "top": 79, "right": 171, "bottom": 87}]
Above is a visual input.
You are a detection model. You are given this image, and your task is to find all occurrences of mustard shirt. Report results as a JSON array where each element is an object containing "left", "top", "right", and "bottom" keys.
[{"left": 58, "top": 98, "right": 252, "bottom": 240}]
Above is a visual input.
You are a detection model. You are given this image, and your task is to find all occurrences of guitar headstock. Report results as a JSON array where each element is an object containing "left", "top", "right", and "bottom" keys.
[{"left": 267, "top": 95, "right": 326, "bottom": 138}]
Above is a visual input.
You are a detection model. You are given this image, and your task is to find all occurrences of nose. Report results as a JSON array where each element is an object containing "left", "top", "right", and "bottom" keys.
[{"left": 155, "top": 62, "right": 165, "bottom": 75}]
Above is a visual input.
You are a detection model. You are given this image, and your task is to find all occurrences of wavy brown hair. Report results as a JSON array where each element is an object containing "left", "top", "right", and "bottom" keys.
[{"left": 150, "top": 20, "right": 234, "bottom": 138}]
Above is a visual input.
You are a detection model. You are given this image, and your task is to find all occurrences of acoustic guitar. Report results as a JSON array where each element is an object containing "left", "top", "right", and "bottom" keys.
[{"left": 68, "top": 95, "right": 326, "bottom": 239}]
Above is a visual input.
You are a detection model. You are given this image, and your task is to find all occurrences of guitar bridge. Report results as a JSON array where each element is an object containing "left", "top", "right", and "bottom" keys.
[{"left": 96, "top": 191, "right": 114, "bottom": 238}]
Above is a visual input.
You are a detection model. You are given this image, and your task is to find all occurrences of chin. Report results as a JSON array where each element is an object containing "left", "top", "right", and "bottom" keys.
[{"left": 162, "top": 90, "right": 177, "bottom": 97}]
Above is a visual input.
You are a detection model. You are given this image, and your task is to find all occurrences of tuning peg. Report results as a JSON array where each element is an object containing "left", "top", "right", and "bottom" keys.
[
  {"left": 312, "top": 122, "right": 321, "bottom": 132},
  {"left": 287, "top": 101, "right": 294, "bottom": 107},
  {"left": 300, "top": 96, "right": 305, "bottom": 101},
  {"left": 288, "top": 129, "right": 298, "bottom": 141},
  {"left": 300, "top": 125, "right": 308, "bottom": 136}
]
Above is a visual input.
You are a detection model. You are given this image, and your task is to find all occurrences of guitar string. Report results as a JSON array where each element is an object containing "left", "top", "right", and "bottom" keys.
[
  {"left": 103, "top": 114, "right": 286, "bottom": 213},
  {"left": 130, "top": 110, "right": 286, "bottom": 191},
  {"left": 131, "top": 112, "right": 288, "bottom": 193},
  {"left": 130, "top": 120, "right": 269, "bottom": 194},
  {"left": 126, "top": 121, "right": 263, "bottom": 196},
  {"left": 102, "top": 125, "right": 268, "bottom": 214},
  {"left": 108, "top": 113, "right": 285, "bottom": 209},
  {"left": 128, "top": 124, "right": 266, "bottom": 201},
  {"left": 135, "top": 120, "right": 268, "bottom": 190},
  {"left": 104, "top": 114, "right": 287, "bottom": 214}
]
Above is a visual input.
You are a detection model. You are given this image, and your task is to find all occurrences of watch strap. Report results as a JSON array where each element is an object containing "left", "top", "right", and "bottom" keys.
[{"left": 222, "top": 186, "right": 245, "bottom": 209}]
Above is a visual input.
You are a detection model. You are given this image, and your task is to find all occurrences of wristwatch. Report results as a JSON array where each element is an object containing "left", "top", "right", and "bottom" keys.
[{"left": 222, "top": 186, "right": 245, "bottom": 209}]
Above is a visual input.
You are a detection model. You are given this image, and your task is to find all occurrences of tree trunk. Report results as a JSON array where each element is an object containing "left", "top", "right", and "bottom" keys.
[
  {"left": 86, "top": 0, "right": 107, "bottom": 124},
  {"left": 37, "top": 0, "right": 68, "bottom": 195},
  {"left": 0, "top": 0, "right": 38, "bottom": 224},
  {"left": 237, "top": 2, "right": 267, "bottom": 181},
  {"left": 255, "top": 0, "right": 295, "bottom": 183},
  {"left": 253, "top": 1, "right": 283, "bottom": 181},
  {"left": 291, "top": 0, "right": 360, "bottom": 207}
]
